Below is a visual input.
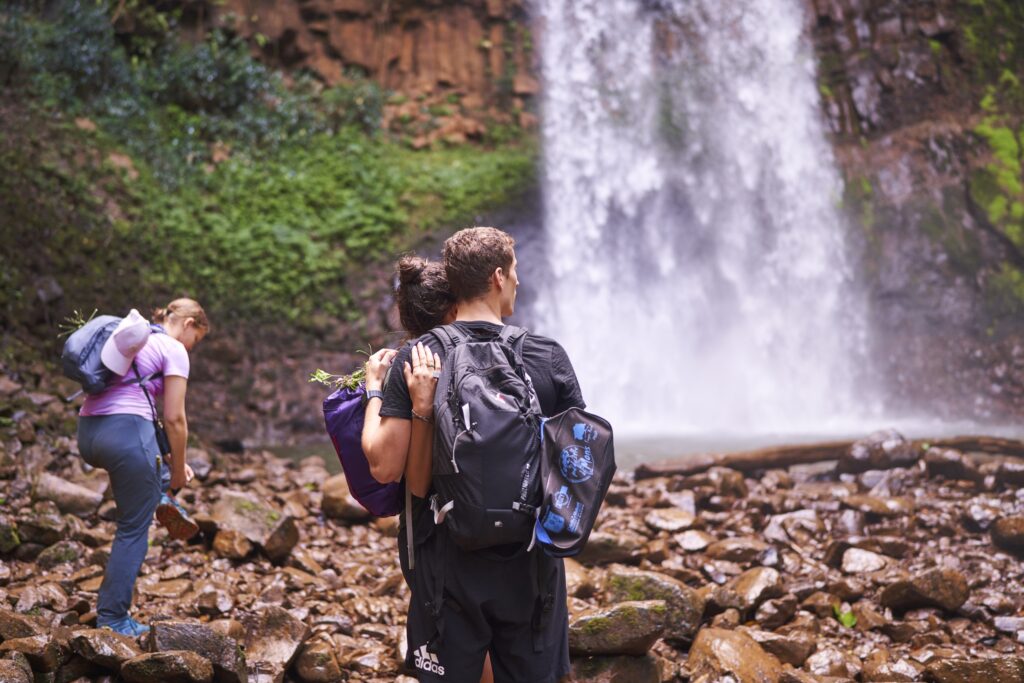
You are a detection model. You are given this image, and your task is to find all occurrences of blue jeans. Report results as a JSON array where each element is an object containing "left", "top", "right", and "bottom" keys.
[{"left": 77, "top": 414, "right": 170, "bottom": 623}]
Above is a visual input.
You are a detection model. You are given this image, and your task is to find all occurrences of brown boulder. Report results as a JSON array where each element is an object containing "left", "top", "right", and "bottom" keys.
[
  {"left": 712, "top": 567, "right": 784, "bottom": 614},
  {"left": 925, "top": 656, "right": 1024, "bottom": 683},
  {"left": 880, "top": 568, "right": 969, "bottom": 613},
  {"left": 121, "top": 651, "right": 215, "bottom": 683},
  {"left": 149, "top": 621, "right": 247, "bottom": 683},
  {"left": 688, "top": 628, "right": 783, "bottom": 683},
  {"left": 0, "top": 634, "right": 66, "bottom": 673},
  {"left": 243, "top": 606, "right": 310, "bottom": 683},
  {"left": 992, "top": 517, "right": 1024, "bottom": 552},
  {"left": 566, "top": 654, "right": 661, "bottom": 682},
  {"left": 69, "top": 628, "right": 143, "bottom": 670}
]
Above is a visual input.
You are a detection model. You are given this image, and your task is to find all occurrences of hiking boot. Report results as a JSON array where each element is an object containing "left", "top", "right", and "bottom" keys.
[
  {"left": 156, "top": 493, "right": 200, "bottom": 541},
  {"left": 99, "top": 616, "right": 150, "bottom": 636}
]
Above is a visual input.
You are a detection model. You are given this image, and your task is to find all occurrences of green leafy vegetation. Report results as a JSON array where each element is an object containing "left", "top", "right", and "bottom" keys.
[
  {"left": 833, "top": 603, "right": 857, "bottom": 629},
  {"left": 0, "top": 1, "right": 537, "bottom": 333},
  {"left": 960, "top": 1, "right": 1024, "bottom": 316}
]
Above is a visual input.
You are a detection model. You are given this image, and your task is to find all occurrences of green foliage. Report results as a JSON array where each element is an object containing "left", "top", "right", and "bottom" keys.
[
  {"left": 833, "top": 604, "right": 857, "bottom": 629},
  {"left": 0, "top": 2, "right": 538, "bottom": 331},
  {"left": 129, "top": 130, "right": 535, "bottom": 324}
]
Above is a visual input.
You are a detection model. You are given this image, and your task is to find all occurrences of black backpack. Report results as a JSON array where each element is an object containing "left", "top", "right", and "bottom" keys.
[{"left": 429, "top": 324, "right": 543, "bottom": 551}]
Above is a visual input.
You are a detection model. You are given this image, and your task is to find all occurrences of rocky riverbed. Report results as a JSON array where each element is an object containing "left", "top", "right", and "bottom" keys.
[{"left": 3, "top": 370, "right": 1024, "bottom": 682}]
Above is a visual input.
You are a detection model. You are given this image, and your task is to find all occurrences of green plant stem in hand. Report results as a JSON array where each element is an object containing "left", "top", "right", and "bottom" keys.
[{"left": 309, "top": 366, "right": 366, "bottom": 391}]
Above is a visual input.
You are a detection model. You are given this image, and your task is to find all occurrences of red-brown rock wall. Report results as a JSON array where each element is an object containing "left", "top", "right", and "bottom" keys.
[{"left": 185, "top": 0, "right": 537, "bottom": 102}]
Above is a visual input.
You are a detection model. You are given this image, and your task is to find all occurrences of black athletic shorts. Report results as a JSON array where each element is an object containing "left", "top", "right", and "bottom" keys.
[{"left": 399, "top": 523, "right": 570, "bottom": 683}]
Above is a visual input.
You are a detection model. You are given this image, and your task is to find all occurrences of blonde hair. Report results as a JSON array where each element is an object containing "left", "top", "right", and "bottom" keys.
[{"left": 152, "top": 298, "right": 210, "bottom": 332}]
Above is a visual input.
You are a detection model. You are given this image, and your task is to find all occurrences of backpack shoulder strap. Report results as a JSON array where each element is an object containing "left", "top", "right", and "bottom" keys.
[
  {"left": 499, "top": 325, "right": 529, "bottom": 356},
  {"left": 430, "top": 324, "right": 463, "bottom": 353}
]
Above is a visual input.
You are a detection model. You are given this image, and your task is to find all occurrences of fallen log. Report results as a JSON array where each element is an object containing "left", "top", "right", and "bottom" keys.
[
  {"left": 918, "top": 436, "right": 1024, "bottom": 459},
  {"left": 634, "top": 440, "right": 853, "bottom": 479},
  {"left": 633, "top": 435, "right": 1024, "bottom": 480}
]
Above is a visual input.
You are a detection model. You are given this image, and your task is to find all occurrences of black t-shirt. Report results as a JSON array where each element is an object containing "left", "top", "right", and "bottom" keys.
[{"left": 380, "top": 321, "right": 585, "bottom": 420}]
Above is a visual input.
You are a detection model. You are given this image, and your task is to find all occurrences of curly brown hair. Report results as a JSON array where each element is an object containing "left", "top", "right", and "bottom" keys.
[{"left": 443, "top": 227, "right": 516, "bottom": 302}]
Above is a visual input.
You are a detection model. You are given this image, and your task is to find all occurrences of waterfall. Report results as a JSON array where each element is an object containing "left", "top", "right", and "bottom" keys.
[{"left": 530, "top": 0, "right": 871, "bottom": 436}]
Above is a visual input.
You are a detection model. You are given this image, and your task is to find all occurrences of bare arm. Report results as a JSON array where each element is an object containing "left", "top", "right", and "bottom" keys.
[
  {"left": 162, "top": 375, "right": 189, "bottom": 490},
  {"left": 360, "top": 348, "right": 410, "bottom": 483},
  {"left": 404, "top": 343, "right": 440, "bottom": 497}
]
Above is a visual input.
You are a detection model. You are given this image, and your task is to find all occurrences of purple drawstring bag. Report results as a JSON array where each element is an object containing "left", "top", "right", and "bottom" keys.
[{"left": 322, "top": 384, "right": 403, "bottom": 517}]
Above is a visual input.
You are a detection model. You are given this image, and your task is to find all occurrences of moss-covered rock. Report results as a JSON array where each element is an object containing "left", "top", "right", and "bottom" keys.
[
  {"left": 605, "top": 566, "right": 706, "bottom": 646},
  {"left": 568, "top": 600, "right": 667, "bottom": 656}
]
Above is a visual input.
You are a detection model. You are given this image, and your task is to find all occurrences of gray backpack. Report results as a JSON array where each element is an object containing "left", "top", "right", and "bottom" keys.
[
  {"left": 429, "top": 324, "right": 543, "bottom": 551},
  {"left": 61, "top": 315, "right": 162, "bottom": 399},
  {"left": 60, "top": 315, "right": 123, "bottom": 396}
]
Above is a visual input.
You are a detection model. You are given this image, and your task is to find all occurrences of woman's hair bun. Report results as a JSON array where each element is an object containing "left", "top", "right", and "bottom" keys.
[{"left": 397, "top": 255, "right": 428, "bottom": 287}]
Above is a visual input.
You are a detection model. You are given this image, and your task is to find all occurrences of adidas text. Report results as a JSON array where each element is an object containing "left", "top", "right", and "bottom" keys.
[{"left": 414, "top": 644, "right": 445, "bottom": 676}]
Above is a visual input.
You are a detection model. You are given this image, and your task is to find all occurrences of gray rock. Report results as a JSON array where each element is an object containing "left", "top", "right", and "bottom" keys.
[
  {"left": 604, "top": 566, "right": 706, "bottom": 645},
  {"left": 838, "top": 430, "right": 918, "bottom": 474},
  {"left": 211, "top": 491, "right": 298, "bottom": 563},
  {"left": 15, "top": 505, "right": 67, "bottom": 546},
  {"left": 841, "top": 547, "right": 888, "bottom": 574},
  {"left": 69, "top": 628, "right": 142, "bottom": 670},
  {"left": 33, "top": 474, "right": 102, "bottom": 517},
  {"left": 36, "top": 540, "right": 86, "bottom": 569},
  {"left": 121, "top": 651, "right": 215, "bottom": 683},
  {"left": 15, "top": 582, "right": 68, "bottom": 613},
  {"left": 0, "top": 515, "right": 20, "bottom": 553},
  {"left": 568, "top": 601, "right": 667, "bottom": 656},
  {"left": 320, "top": 474, "right": 371, "bottom": 522},
  {"left": 574, "top": 531, "right": 644, "bottom": 566},
  {"left": 643, "top": 508, "right": 695, "bottom": 533},
  {"left": 149, "top": 621, "right": 247, "bottom": 683}
]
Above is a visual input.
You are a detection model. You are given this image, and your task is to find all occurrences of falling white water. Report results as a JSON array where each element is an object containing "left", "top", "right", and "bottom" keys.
[{"left": 530, "top": 0, "right": 872, "bottom": 436}]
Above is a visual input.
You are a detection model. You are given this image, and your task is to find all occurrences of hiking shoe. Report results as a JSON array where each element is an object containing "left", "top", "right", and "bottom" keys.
[
  {"left": 156, "top": 493, "right": 200, "bottom": 541},
  {"left": 99, "top": 616, "right": 150, "bottom": 636}
]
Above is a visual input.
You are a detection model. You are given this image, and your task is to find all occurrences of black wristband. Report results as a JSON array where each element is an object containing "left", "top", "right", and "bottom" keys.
[{"left": 365, "top": 389, "right": 385, "bottom": 403}]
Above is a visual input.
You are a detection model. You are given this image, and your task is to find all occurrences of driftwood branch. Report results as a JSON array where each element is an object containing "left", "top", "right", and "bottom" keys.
[
  {"left": 633, "top": 435, "right": 1024, "bottom": 480},
  {"left": 634, "top": 440, "right": 853, "bottom": 479}
]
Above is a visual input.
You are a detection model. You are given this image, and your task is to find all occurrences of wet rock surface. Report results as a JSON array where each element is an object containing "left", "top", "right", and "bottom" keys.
[{"left": 3, "top": 373, "right": 1024, "bottom": 682}]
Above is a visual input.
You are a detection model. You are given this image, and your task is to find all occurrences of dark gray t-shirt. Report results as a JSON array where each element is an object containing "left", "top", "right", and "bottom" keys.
[{"left": 380, "top": 321, "right": 585, "bottom": 420}]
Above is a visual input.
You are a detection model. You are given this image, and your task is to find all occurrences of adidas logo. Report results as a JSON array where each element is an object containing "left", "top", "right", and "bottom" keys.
[{"left": 413, "top": 644, "right": 446, "bottom": 676}]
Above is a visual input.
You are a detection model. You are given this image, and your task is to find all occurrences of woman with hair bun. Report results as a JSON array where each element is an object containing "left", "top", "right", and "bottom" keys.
[
  {"left": 360, "top": 256, "right": 494, "bottom": 683},
  {"left": 76, "top": 297, "right": 209, "bottom": 636}
]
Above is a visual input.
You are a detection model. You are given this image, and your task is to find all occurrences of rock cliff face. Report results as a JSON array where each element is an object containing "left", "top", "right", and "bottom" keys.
[
  {"left": 805, "top": 0, "right": 1024, "bottom": 420},
  {"left": 178, "top": 0, "right": 537, "bottom": 101}
]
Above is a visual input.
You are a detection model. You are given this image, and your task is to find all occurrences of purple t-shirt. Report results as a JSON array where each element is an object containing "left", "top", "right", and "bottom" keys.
[{"left": 80, "top": 333, "right": 190, "bottom": 419}]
